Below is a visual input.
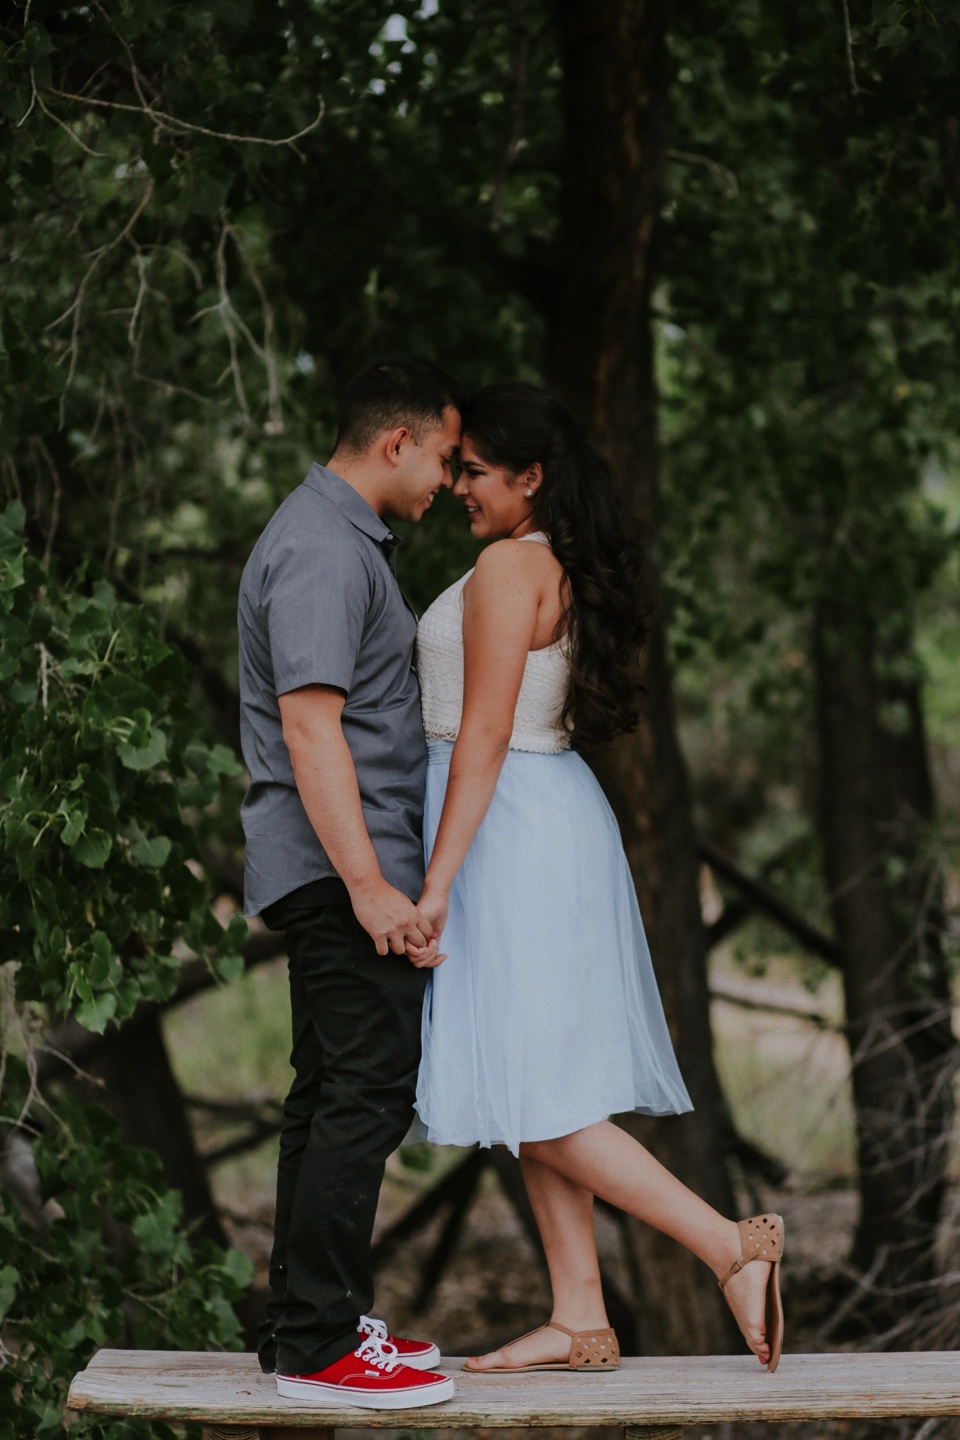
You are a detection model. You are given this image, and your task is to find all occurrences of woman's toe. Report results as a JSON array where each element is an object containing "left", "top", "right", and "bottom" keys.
[{"left": 464, "top": 1348, "right": 505, "bottom": 1371}]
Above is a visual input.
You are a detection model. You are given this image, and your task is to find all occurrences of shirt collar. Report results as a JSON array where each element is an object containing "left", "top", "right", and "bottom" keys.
[{"left": 303, "top": 463, "right": 396, "bottom": 546}]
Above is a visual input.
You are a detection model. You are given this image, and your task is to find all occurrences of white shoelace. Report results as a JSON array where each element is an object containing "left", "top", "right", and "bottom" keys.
[
  {"left": 358, "top": 1314, "right": 389, "bottom": 1343},
  {"left": 355, "top": 1332, "right": 400, "bottom": 1372}
]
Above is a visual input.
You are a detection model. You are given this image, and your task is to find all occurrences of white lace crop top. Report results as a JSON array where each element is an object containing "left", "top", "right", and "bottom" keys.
[{"left": 416, "top": 532, "right": 572, "bottom": 754}]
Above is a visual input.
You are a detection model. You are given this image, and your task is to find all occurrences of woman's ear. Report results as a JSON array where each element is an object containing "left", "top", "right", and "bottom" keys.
[{"left": 521, "top": 461, "right": 543, "bottom": 495}]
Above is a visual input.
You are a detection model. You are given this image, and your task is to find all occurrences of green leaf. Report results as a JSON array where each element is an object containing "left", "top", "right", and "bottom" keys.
[
  {"left": 219, "top": 1248, "right": 254, "bottom": 1289},
  {"left": 58, "top": 806, "right": 85, "bottom": 847},
  {"left": 22, "top": 26, "right": 54, "bottom": 63},
  {"left": 129, "top": 832, "right": 173, "bottom": 868},
  {"left": 74, "top": 991, "right": 117, "bottom": 1034},
  {"left": 69, "top": 827, "right": 113, "bottom": 868},
  {"left": 86, "top": 932, "right": 115, "bottom": 988},
  {"left": 117, "top": 725, "right": 168, "bottom": 770},
  {"left": 213, "top": 951, "right": 245, "bottom": 983},
  {"left": 0, "top": 1265, "right": 18, "bottom": 1323},
  {"left": 0, "top": 500, "right": 25, "bottom": 534},
  {"left": 207, "top": 743, "right": 243, "bottom": 777},
  {"left": 132, "top": 1190, "right": 182, "bottom": 1253}
]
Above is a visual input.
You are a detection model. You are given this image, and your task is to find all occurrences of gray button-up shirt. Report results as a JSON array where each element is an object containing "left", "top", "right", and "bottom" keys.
[{"left": 238, "top": 463, "right": 427, "bottom": 915}]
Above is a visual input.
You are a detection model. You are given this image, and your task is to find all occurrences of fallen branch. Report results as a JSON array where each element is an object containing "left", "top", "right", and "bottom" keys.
[{"left": 698, "top": 837, "right": 841, "bottom": 964}]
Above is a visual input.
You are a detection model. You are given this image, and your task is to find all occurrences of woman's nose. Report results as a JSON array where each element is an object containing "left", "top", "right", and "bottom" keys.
[{"left": 453, "top": 475, "right": 469, "bottom": 497}]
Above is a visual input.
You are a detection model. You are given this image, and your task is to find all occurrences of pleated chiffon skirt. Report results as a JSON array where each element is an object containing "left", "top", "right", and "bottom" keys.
[{"left": 415, "top": 741, "right": 692, "bottom": 1156}]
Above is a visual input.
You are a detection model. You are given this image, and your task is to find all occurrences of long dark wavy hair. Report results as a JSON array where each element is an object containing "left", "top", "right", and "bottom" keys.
[{"left": 460, "top": 382, "right": 648, "bottom": 747}]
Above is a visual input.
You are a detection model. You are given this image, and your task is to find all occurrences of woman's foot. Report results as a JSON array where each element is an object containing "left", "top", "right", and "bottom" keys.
[
  {"left": 714, "top": 1215, "right": 784, "bottom": 1368},
  {"left": 720, "top": 1249, "right": 773, "bottom": 1365},
  {"left": 464, "top": 1317, "right": 607, "bottom": 1372}
]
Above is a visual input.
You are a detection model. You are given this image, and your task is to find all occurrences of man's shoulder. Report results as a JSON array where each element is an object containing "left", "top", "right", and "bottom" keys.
[
  {"left": 242, "top": 479, "right": 363, "bottom": 588},
  {"left": 264, "top": 477, "right": 354, "bottom": 545}
]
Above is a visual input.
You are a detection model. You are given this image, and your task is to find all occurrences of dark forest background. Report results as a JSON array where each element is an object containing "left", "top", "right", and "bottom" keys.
[{"left": 1, "top": 2, "right": 960, "bottom": 1436}]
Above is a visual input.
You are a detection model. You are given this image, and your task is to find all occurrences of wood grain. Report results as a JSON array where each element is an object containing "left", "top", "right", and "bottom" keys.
[{"left": 67, "top": 1350, "right": 960, "bottom": 1428}]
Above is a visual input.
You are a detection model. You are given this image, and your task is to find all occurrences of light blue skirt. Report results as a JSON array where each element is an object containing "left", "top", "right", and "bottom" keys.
[{"left": 415, "top": 741, "right": 692, "bottom": 1156}]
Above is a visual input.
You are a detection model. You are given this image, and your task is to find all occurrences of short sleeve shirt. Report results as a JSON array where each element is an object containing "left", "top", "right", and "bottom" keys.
[{"left": 238, "top": 464, "right": 427, "bottom": 915}]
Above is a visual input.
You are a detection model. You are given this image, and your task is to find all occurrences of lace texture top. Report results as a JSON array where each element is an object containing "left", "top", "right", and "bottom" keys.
[{"left": 417, "top": 533, "right": 572, "bottom": 754}]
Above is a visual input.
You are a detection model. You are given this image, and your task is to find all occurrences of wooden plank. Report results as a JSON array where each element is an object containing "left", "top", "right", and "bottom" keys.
[
  {"left": 199, "top": 1430, "right": 335, "bottom": 1440},
  {"left": 626, "top": 1427, "right": 684, "bottom": 1440},
  {"left": 66, "top": 1350, "right": 960, "bottom": 1427}
]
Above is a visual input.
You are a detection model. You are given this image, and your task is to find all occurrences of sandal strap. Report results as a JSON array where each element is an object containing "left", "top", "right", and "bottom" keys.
[
  {"left": 718, "top": 1213, "right": 784, "bottom": 1290},
  {"left": 547, "top": 1322, "right": 620, "bottom": 1368}
]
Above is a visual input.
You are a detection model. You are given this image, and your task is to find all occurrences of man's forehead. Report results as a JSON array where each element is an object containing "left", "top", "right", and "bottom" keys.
[{"left": 439, "top": 406, "right": 462, "bottom": 446}]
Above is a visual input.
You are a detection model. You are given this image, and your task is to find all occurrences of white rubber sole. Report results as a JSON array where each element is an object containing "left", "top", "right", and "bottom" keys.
[
  {"left": 399, "top": 1343, "right": 442, "bottom": 1370},
  {"left": 276, "top": 1372, "right": 455, "bottom": 1409}
]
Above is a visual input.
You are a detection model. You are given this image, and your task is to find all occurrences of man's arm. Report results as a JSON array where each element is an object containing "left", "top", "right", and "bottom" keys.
[{"left": 279, "top": 684, "right": 434, "bottom": 957}]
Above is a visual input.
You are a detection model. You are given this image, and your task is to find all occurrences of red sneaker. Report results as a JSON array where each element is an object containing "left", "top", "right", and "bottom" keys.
[
  {"left": 358, "top": 1313, "right": 441, "bottom": 1370},
  {"left": 275, "top": 1336, "right": 454, "bottom": 1409}
]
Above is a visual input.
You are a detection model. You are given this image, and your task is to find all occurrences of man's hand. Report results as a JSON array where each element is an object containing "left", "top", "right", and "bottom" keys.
[{"left": 350, "top": 876, "right": 434, "bottom": 957}]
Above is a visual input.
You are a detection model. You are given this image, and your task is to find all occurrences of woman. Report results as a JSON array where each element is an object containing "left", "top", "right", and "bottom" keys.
[{"left": 412, "top": 383, "right": 784, "bottom": 1374}]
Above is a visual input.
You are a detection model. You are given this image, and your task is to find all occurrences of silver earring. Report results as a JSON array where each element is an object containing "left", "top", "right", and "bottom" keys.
[{"left": 525, "top": 487, "right": 533, "bottom": 498}]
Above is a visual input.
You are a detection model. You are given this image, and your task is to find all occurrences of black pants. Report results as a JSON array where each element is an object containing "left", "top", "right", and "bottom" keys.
[{"left": 257, "top": 879, "right": 427, "bottom": 1376}]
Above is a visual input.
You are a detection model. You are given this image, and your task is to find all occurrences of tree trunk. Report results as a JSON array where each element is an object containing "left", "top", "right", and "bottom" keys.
[
  {"left": 544, "top": 0, "right": 737, "bottom": 1354},
  {"left": 92, "top": 1012, "right": 229, "bottom": 1249},
  {"left": 814, "top": 599, "right": 954, "bottom": 1315}
]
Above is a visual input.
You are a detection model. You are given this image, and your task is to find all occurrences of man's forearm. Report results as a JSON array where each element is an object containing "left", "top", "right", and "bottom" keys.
[{"left": 284, "top": 715, "right": 382, "bottom": 894}]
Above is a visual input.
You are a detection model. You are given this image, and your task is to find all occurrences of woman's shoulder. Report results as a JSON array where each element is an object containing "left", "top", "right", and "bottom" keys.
[{"left": 471, "top": 536, "right": 558, "bottom": 582}]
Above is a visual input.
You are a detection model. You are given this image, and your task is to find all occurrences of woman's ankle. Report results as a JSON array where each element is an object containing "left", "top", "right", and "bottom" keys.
[
  {"left": 550, "top": 1307, "right": 610, "bottom": 1332},
  {"left": 708, "top": 1217, "right": 746, "bottom": 1282}
]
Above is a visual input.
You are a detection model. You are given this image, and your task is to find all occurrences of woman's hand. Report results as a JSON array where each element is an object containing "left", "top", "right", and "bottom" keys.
[{"left": 406, "top": 883, "right": 450, "bottom": 968}]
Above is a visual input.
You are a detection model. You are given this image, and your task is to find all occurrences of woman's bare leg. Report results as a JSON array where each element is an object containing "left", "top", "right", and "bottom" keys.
[
  {"left": 520, "top": 1122, "right": 773, "bottom": 1365},
  {"left": 466, "top": 1154, "right": 610, "bottom": 1370}
]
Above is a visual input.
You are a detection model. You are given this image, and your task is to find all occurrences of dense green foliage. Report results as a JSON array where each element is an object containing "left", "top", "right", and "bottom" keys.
[
  {"left": 0, "top": 502, "right": 250, "bottom": 1435},
  {"left": 0, "top": 503, "right": 246, "bottom": 1032},
  {"left": 0, "top": 1073, "right": 252, "bottom": 1440}
]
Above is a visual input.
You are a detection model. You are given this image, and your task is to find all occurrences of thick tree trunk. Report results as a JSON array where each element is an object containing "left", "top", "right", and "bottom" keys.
[
  {"left": 814, "top": 600, "right": 954, "bottom": 1313},
  {"left": 92, "top": 1013, "right": 229, "bottom": 1249},
  {"left": 545, "top": 0, "right": 737, "bottom": 1354}
]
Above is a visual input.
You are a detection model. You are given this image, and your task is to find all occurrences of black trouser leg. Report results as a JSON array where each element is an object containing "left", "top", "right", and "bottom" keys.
[{"left": 259, "top": 898, "right": 426, "bottom": 1377}]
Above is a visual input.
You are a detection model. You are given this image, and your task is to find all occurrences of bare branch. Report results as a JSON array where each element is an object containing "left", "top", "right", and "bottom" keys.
[
  {"left": 35, "top": 81, "right": 105, "bottom": 156},
  {"left": 840, "top": 0, "right": 860, "bottom": 96},
  {"left": 667, "top": 149, "right": 739, "bottom": 199},
  {"left": 49, "top": 86, "right": 325, "bottom": 149},
  {"left": 212, "top": 221, "right": 250, "bottom": 421},
  {"left": 491, "top": 0, "right": 530, "bottom": 229},
  {"left": 227, "top": 221, "right": 285, "bottom": 435},
  {"left": 45, "top": 177, "right": 155, "bottom": 397}
]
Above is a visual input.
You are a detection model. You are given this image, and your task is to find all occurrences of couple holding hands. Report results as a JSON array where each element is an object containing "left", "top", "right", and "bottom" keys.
[{"left": 238, "top": 358, "right": 784, "bottom": 1410}]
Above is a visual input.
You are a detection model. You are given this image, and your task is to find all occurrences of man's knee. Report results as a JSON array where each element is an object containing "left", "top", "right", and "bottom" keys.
[{"left": 316, "top": 1077, "right": 416, "bottom": 1148}]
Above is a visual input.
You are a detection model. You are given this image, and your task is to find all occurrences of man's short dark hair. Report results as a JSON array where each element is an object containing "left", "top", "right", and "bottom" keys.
[{"left": 335, "top": 356, "right": 463, "bottom": 454}]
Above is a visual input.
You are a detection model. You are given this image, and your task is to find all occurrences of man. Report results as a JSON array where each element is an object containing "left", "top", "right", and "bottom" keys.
[{"left": 238, "top": 357, "right": 462, "bottom": 1408}]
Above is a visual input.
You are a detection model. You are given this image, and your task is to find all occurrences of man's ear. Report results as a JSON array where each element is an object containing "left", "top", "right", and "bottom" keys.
[{"left": 382, "top": 426, "right": 411, "bottom": 467}]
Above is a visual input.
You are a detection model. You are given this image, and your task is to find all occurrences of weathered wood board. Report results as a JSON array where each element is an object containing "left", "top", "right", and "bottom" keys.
[{"left": 67, "top": 1349, "right": 960, "bottom": 1428}]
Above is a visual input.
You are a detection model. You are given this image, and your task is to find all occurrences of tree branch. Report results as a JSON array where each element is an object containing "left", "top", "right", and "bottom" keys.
[{"left": 698, "top": 837, "right": 841, "bottom": 965}]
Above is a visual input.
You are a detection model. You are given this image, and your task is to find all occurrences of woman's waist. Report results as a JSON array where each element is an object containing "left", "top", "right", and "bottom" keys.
[{"left": 427, "top": 736, "right": 572, "bottom": 763}]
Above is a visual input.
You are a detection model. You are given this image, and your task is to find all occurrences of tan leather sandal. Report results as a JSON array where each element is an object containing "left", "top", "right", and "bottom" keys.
[
  {"left": 718, "top": 1213, "right": 785, "bottom": 1373},
  {"left": 463, "top": 1321, "right": 621, "bottom": 1373}
]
